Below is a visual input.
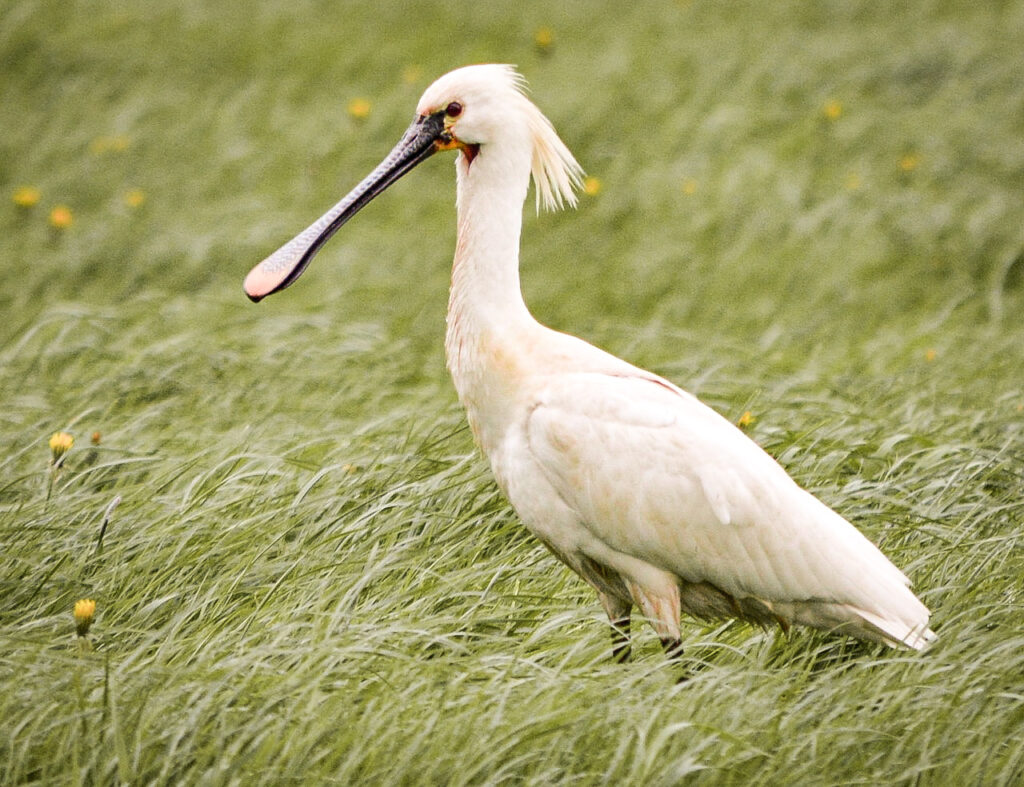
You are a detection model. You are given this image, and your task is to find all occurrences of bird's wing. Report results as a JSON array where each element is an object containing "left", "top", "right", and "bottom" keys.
[{"left": 524, "top": 371, "right": 913, "bottom": 612}]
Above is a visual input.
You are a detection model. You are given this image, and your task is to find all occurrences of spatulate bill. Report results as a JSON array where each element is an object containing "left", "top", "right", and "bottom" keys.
[{"left": 245, "top": 112, "right": 447, "bottom": 302}]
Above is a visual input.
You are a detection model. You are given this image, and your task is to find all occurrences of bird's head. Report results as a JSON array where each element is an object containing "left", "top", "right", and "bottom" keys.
[
  {"left": 414, "top": 64, "right": 527, "bottom": 165},
  {"left": 244, "top": 64, "right": 582, "bottom": 302}
]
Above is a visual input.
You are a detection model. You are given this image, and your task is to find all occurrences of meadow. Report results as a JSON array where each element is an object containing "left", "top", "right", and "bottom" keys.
[{"left": 1, "top": 0, "right": 1023, "bottom": 783}]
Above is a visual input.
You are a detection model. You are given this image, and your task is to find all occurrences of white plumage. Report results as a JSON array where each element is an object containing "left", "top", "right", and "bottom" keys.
[{"left": 246, "top": 64, "right": 936, "bottom": 659}]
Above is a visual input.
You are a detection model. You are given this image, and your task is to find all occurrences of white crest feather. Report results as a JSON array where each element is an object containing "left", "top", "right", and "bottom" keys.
[
  {"left": 525, "top": 99, "right": 585, "bottom": 212},
  {"left": 500, "top": 66, "right": 584, "bottom": 212}
]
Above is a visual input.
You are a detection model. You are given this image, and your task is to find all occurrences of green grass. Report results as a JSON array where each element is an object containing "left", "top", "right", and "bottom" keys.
[{"left": 2, "top": 0, "right": 1024, "bottom": 783}]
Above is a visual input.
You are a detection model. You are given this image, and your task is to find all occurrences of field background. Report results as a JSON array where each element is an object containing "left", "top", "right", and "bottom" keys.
[{"left": 2, "top": 0, "right": 1023, "bottom": 783}]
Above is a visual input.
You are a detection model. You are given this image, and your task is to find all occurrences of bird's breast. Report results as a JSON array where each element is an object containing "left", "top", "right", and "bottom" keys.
[
  {"left": 448, "top": 350, "right": 530, "bottom": 457},
  {"left": 444, "top": 319, "right": 543, "bottom": 458}
]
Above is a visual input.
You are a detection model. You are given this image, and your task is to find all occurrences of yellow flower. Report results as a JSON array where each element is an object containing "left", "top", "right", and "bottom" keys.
[
  {"left": 49, "top": 431, "right": 74, "bottom": 463},
  {"left": 682, "top": 178, "right": 698, "bottom": 196},
  {"left": 737, "top": 411, "right": 755, "bottom": 429},
  {"left": 845, "top": 172, "right": 861, "bottom": 191},
  {"left": 402, "top": 65, "right": 422, "bottom": 85},
  {"left": 347, "top": 98, "right": 371, "bottom": 120},
  {"left": 123, "top": 189, "right": 146, "bottom": 208},
  {"left": 899, "top": 153, "right": 919, "bottom": 172},
  {"left": 89, "top": 135, "right": 130, "bottom": 155},
  {"left": 823, "top": 100, "right": 842, "bottom": 121},
  {"left": 91, "top": 431, "right": 102, "bottom": 445},
  {"left": 582, "top": 176, "right": 601, "bottom": 196},
  {"left": 73, "top": 599, "right": 96, "bottom": 637},
  {"left": 925, "top": 348, "right": 937, "bottom": 362},
  {"left": 49, "top": 205, "right": 73, "bottom": 229},
  {"left": 13, "top": 186, "right": 41, "bottom": 207},
  {"left": 534, "top": 27, "right": 554, "bottom": 49}
]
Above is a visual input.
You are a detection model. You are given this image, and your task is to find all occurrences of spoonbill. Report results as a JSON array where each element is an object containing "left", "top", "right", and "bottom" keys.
[{"left": 245, "top": 64, "right": 935, "bottom": 660}]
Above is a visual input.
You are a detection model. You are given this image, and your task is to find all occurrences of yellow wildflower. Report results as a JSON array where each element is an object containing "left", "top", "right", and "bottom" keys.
[
  {"left": 737, "top": 411, "right": 755, "bottom": 429},
  {"left": 13, "top": 186, "right": 41, "bottom": 207},
  {"left": 823, "top": 100, "right": 842, "bottom": 121},
  {"left": 123, "top": 189, "right": 146, "bottom": 208},
  {"left": 899, "top": 153, "right": 919, "bottom": 172},
  {"left": 925, "top": 348, "right": 937, "bottom": 362},
  {"left": 347, "top": 98, "right": 371, "bottom": 120},
  {"left": 91, "top": 431, "right": 102, "bottom": 445},
  {"left": 49, "top": 205, "right": 73, "bottom": 229},
  {"left": 534, "top": 27, "right": 554, "bottom": 50},
  {"left": 73, "top": 599, "right": 96, "bottom": 637},
  {"left": 682, "top": 178, "right": 698, "bottom": 196},
  {"left": 49, "top": 432, "right": 74, "bottom": 464},
  {"left": 582, "top": 176, "right": 601, "bottom": 196},
  {"left": 89, "top": 135, "right": 130, "bottom": 155},
  {"left": 402, "top": 65, "right": 422, "bottom": 85}
]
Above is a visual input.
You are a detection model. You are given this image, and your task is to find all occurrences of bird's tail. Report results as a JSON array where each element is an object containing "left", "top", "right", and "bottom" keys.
[
  {"left": 852, "top": 606, "right": 937, "bottom": 651},
  {"left": 789, "top": 600, "right": 936, "bottom": 650}
]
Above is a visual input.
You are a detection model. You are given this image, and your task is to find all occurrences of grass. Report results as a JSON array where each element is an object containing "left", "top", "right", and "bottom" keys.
[{"left": 2, "top": 0, "right": 1023, "bottom": 783}]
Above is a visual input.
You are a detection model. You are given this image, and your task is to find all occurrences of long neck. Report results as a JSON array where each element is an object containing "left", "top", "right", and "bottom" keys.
[{"left": 445, "top": 142, "right": 536, "bottom": 389}]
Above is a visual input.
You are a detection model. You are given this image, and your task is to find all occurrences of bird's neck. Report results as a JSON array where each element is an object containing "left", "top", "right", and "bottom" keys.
[{"left": 445, "top": 144, "right": 538, "bottom": 395}]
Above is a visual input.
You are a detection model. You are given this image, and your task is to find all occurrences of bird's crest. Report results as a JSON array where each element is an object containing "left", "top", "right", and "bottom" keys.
[
  {"left": 510, "top": 69, "right": 585, "bottom": 213},
  {"left": 461, "top": 65, "right": 584, "bottom": 212}
]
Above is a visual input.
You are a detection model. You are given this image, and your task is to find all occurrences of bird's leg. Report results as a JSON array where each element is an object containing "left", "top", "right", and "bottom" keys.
[
  {"left": 611, "top": 616, "right": 631, "bottom": 663},
  {"left": 598, "top": 592, "right": 633, "bottom": 663},
  {"left": 660, "top": 637, "right": 684, "bottom": 661},
  {"left": 627, "top": 581, "right": 688, "bottom": 673},
  {"left": 660, "top": 637, "right": 689, "bottom": 684}
]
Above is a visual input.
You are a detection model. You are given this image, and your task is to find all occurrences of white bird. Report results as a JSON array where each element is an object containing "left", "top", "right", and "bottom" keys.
[{"left": 246, "top": 64, "right": 936, "bottom": 660}]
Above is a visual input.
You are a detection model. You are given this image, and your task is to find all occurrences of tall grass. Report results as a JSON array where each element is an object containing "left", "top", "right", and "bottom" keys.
[{"left": 1, "top": 0, "right": 1022, "bottom": 783}]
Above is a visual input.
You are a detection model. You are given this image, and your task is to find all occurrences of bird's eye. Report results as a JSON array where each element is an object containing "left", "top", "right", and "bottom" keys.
[{"left": 445, "top": 102, "right": 463, "bottom": 118}]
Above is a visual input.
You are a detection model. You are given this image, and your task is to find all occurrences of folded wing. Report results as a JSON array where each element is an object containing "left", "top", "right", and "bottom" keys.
[{"left": 525, "top": 372, "right": 934, "bottom": 648}]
